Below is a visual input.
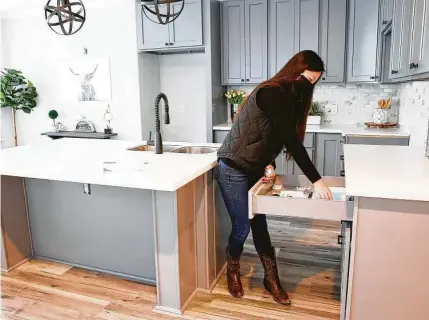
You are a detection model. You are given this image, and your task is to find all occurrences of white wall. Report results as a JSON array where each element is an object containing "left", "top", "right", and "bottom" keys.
[
  {"left": 158, "top": 53, "right": 208, "bottom": 143},
  {"left": 0, "top": 0, "right": 142, "bottom": 146}
]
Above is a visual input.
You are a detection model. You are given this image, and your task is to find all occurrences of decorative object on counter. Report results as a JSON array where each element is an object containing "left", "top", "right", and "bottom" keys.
[
  {"left": 103, "top": 104, "right": 113, "bottom": 134},
  {"left": 0, "top": 69, "right": 39, "bottom": 146},
  {"left": 60, "top": 56, "right": 111, "bottom": 102},
  {"left": 308, "top": 102, "right": 324, "bottom": 125},
  {"left": 364, "top": 122, "right": 398, "bottom": 129},
  {"left": 75, "top": 116, "right": 96, "bottom": 132},
  {"left": 225, "top": 89, "right": 246, "bottom": 123},
  {"left": 44, "top": 0, "right": 86, "bottom": 36},
  {"left": 48, "top": 109, "right": 64, "bottom": 132},
  {"left": 141, "top": 0, "right": 184, "bottom": 25},
  {"left": 373, "top": 98, "right": 391, "bottom": 124}
]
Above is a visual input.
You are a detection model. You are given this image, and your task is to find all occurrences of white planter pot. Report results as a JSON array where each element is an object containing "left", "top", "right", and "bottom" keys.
[
  {"left": 373, "top": 108, "right": 389, "bottom": 124},
  {"left": 307, "top": 116, "right": 322, "bottom": 125}
]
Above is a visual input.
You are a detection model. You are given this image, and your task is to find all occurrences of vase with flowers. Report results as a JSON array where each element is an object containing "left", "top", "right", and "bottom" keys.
[{"left": 225, "top": 89, "right": 246, "bottom": 123}]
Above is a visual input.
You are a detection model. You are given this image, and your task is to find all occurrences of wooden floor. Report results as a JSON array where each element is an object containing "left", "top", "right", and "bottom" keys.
[{"left": 1, "top": 217, "right": 341, "bottom": 320}]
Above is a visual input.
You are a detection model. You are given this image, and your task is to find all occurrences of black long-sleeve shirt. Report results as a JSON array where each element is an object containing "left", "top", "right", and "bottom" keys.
[{"left": 256, "top": 86, "right": 321, "bottom": 183}]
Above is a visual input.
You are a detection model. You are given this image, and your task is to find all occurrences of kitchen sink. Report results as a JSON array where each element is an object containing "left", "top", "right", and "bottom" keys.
[
  {"left": 171, "top": 146, "right": 218, "bottom": 154},
  {"left": 127, "top": 144, "right": 181, "bottom": 152}
]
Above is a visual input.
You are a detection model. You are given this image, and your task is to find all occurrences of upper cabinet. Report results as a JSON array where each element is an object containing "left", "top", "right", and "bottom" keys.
[
  {"left": 409, "top": 0, "right": 429, "bottom": 76},
  {"left": 319, "top": 0, "right": 347, "bottom": 83},
  {"left": 138, "top": 0, "right": 203, "bottom": 51},
  {"left": 221, "top": 0, "right": 268, "bottom": 85},
  {"left": 268, "top": 0, "right": 320, "bottom": 78},
  {"left": 380, "top": 0, "right": 394, "bottom": 26},
  {"left": 347, "top": 0, "right": 381, "bottom": 82}
]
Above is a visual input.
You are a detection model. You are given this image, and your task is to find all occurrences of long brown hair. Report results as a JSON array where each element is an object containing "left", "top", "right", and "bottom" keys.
[{"left": 237, "top": 50, "right": 325, "bottom": 146}]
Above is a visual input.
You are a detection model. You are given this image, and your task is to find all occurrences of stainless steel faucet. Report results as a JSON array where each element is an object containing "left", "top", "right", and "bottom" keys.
[{"left": 154, "top": 93, "right": 170, "bottom": 154}]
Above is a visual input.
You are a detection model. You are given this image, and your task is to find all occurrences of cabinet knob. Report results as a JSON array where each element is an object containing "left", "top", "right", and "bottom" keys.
[
  {"left": 322, "top": 77, "right": 326, "bottom": 80},
  {"left": 338, "top": 235, "right": 344, "bottom": 245},
  {"left": 391, "top": 70, "right": 398, "bottom": 74},
  {"left": 241, "top": 79, "right": 245, "bottom": 82},
  {"left": 410, "top": 62, "right": 419, "bottom": 69},
  {"left": 165, "top": 43, "right": 169, "bottom": 46},
  {"left": 340, "top": 170, "right": 345, "bottom": 177},
  {"left": 370, "top": 76, "right": 378, "bottom": 80},
  {"left": 340, "top": 155, "right": 344, "bottom": 160},
  {"left": 245, "top": 79, "right": 250, "bottom": 82},
  {"left": 382, "top": 20, "right": 387, "bottom": 25},
  {"left": 169, "top": 42, "right": 174, "bottom": 45}
]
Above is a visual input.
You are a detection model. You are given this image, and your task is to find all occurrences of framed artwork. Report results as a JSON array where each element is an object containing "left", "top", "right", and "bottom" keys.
[{"left": 59, "top": 56, "right": 111, "bottom": 102}]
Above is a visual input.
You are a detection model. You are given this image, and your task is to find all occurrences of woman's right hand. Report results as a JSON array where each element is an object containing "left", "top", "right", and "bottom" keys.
[{"left": 313, "top": 179, "right": 333, "bottom": 200}]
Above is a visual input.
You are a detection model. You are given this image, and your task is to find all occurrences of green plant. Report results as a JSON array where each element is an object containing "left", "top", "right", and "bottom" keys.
[
  {"left": 0, "top": 69, "right": 38, "bottom": 114},
  {"left": 48, "top": 110, "right": 59, "bottom": 121},
  {"left": 309, "top": 101, "right": 324, "bottom": 117},
  {"left": 225, "top": 89, "right": 246, "bottom": 105},
  {"left": 0, "top": 68, "right": 39, "bottom": 146}
]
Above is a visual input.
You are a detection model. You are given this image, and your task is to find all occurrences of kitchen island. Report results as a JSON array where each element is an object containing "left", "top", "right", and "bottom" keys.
[{"left": 0, "top": 138, "right": 229, "bottom": 315}]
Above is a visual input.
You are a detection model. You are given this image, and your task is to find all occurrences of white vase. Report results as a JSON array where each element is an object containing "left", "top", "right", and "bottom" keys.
[
  {"left": 307, "top": 116, "right": 322, "bottom": 125},
  {"left": 227, "top": 104, "right": 232, "bottom": 124},
  {"left": 373, "top": 108, "right": 389, "bottom": 124}
]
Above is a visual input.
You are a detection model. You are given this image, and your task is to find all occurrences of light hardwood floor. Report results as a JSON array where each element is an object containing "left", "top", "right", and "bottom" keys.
[{"left": 1, "top": 217, "right": 341, "bottom": 320}]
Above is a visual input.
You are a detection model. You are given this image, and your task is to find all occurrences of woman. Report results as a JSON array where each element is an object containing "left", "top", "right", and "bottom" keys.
[{"left": 215, "top": 50, "right": 333, "bottom": 306}]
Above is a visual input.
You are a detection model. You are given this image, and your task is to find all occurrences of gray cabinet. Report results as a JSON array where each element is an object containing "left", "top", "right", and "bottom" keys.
[
  {"left": 285, "top": 148, "right": 315, "bottom": 175},
  {"left": 347, "top": 0, "right": 381, "bottom": 82},
  {"left": 221, "top": 0, "right": 267, "bottom": 85},
  {"left": 213, "top": 130, "right": 229, "bottom": 143},
  {"left": 268, "top": 0, "right": 320, "bottom": 77},
  {"left": 409, "top": 0, "right": 429, "bottom": 76},
  {"left": 380, "top": 0, "right": 394, "bottom": 26},
  {"left": 315, "top": 133, "right": 343, "bottom": 177},
  {"left": 389, "top": 0, "right": 412, "bottom": 79},
  {"left": 319, "top": 0, "right": 347, "bottom": 83},
  {"left": 139, "top": 0, "right": 202, "bottom": 51}
]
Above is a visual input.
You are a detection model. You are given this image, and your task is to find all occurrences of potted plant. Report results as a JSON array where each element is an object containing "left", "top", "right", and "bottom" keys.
[
  {"left": 0, "top": 69, "right": 38, "bottom": 146},
  {"left": 225, "top": 89, "right": 246, "bottom": 123},
  {"left": 308, "top": 101, "right": 324, "bottom": 125}
]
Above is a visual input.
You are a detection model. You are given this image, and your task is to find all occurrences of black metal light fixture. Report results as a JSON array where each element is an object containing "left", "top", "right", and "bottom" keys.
[
  {"left": 141, "top": 0, "right": 185, "bottom": 25},
  {"left": 44, "top": 0, "right": 86, "bottom": 35}
]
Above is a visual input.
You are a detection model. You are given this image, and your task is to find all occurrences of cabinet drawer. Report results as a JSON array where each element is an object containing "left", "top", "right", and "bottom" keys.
[
  {"left": 249, "top": 175, "right": 352, "bottom": 221},
  {"left": 303, "top": 133, "right": 315, "bottom": 148},
  {"left": 345, "top": 135, "right": 409, "bottom": 146}
]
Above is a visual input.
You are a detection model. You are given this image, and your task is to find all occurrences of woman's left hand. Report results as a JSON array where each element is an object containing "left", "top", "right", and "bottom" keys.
[{"left": 262, "top": 165, "right": 276, "bottom": 183}]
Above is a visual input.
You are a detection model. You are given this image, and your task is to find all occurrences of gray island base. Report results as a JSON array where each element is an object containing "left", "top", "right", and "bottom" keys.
[{"left": 0, "top": 139, "right": 230, "bottom": 315}]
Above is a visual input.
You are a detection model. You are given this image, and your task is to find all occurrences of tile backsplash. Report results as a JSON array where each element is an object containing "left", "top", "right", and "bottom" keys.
[
  {"left": 398, "top": 81, "right": 429, "bottom": 148},
  {"left": 229, "top": 83, "right": 401, "bottom": 125}
]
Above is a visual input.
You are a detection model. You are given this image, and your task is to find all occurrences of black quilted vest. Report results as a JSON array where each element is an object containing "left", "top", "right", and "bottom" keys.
[{"left": 217, "top": 90, "right": 284, "bottom": 177}]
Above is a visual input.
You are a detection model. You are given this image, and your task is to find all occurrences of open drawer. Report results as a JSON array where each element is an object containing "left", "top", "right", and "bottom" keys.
[{"left": 249, "top": 175, "right": 353, "bottom": 221}]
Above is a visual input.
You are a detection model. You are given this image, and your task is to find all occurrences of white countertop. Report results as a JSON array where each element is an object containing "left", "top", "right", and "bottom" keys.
[
  {"left": 213, "top": 123, "right": 410, "bottom": 137},
  {"left": 0, "top": 139, "right": 219, "bottom": 192},
  {"left": 344, "top": 145, "right": 429, "bottom": 201}
]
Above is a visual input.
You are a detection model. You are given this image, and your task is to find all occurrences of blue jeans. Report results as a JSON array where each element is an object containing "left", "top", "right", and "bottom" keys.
[{"left": 215, "top": 160, "right": 273, "bottom": 259}]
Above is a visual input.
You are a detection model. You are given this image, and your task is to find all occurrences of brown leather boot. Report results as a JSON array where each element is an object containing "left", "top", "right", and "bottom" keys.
[
  {"left": 259, "top": 247, "right": 291, "bottom": 306},
  {"left": 226, "top": 248, "right": 244, "bottom": 298}
]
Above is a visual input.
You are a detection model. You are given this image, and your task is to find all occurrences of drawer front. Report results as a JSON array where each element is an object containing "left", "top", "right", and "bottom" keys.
[
  {"left": 345, "top": 135, "right": 409, "bottom": 146},
  {"left": 303, "top": 133, "right": 315, "bottom": 148},
  {"left": 249, "top": 175, "right": 353, "bottom": 221}
]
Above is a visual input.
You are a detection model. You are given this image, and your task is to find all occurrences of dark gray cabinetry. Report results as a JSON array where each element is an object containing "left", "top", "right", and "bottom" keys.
[{"left": 315, "top": 133, "right": 343, "bottom": 177}]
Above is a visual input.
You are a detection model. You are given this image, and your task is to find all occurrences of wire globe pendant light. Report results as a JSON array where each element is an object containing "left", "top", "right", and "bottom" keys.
[
  {"left": 44, "top": 0, "right": 86, "bottom": 36},
  {"left": 141, "top": 0, "right": 185, "bottom": 25}
]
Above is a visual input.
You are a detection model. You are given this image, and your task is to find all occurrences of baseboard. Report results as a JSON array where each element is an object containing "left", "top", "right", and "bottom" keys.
[{"left": 1, "top": 258, "right": 31, "bottom": 273}]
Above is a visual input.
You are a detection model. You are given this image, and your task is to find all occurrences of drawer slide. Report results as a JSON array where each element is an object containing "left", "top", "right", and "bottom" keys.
[{"left": 249, "top": 175, "right": 352, "bottom": 221}]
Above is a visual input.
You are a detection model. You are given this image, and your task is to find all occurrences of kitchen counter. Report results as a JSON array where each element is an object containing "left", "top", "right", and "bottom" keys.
[
  {"left": 0, "top": 139, "right": 219, "bottom": 192},
  {"left": 213, "top": 122, "right": 410, "bottom": 137},
  {"left": 344, "top": 144, "right": 429, "bottom": 201}
]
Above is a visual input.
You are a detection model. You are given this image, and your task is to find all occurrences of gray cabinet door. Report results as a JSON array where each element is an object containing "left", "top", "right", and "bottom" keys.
[
  {"left": 319, "top": 0, "right": 347, "bottom": 83},
  {"left": 140, "top": 5, "right": 170, "bottom": 50},
  {"left": 347, "top": 0, "right": 381, "bottom": 82},
  {"left": 389, "top": 0, "right": 412, "bottom": 79},
  {"left": 169, "top": 0, "right": 203, "bottom": 48},
  {"left": 285, "top": 148, "right": 315, "bottom": 175},
  {"left": 274, "top": 150, "right": 286, "bottom": 175},
  {"left": 221, "top": 1, "right": 246, "bottom": 85},
  {"left": 316, "top": 133, "right": 342, "bottom": 177},
  {"left": 245, "top": 0, "right": 268, "bottom": 84},
  {"left": 409, "top": 0, "right": 429, "bottom": 76},
  {"left": 380, "top": 0, "right": 394, "bottom": 26},
  {"left": 268, "top": 0, "right": 320, "bottom": 77},
  {"left": 213, "top": 130, "right": 229, "bottom": 143}
]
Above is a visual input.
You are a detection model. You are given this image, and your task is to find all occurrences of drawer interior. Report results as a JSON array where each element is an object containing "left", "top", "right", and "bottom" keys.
[{"left": 249, "top": 175, "right": 352, "bottom": 221}]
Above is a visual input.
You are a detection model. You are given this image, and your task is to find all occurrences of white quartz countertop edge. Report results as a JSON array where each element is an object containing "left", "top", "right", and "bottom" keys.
[
  {"left": 0, "top": 139, "right": 220, "bottom": 192},
  {"left": 213, "top": 123, "right": 410, "bottom": 137}
]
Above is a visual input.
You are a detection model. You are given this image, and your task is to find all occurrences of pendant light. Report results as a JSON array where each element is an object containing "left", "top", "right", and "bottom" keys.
[
  {"left": 44, "top": 0, "right": 86, "bottom": 36},
  {"left": 141, "top": 0, "right": 185, "bottom": 25}
]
